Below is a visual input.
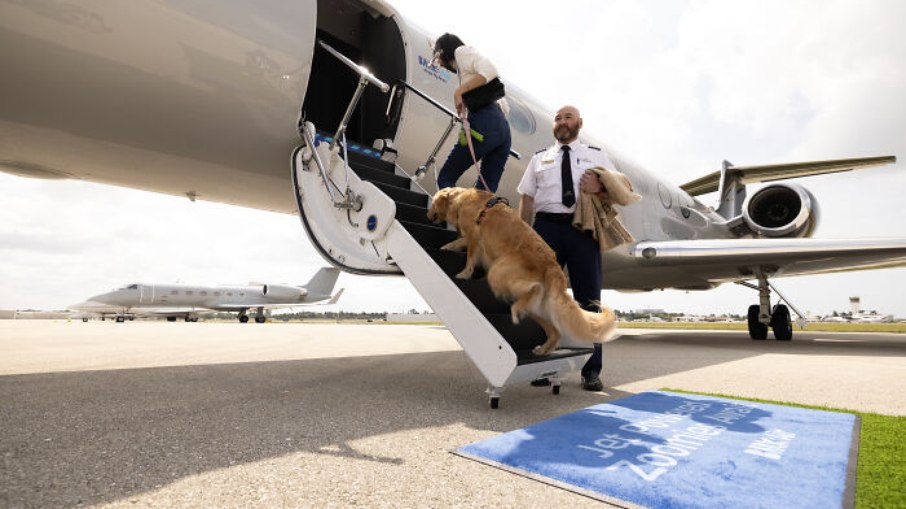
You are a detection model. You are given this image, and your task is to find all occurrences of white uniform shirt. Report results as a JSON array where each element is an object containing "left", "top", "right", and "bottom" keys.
[{"left": 517, "top": 139, "right": 617, "bottom": 214}]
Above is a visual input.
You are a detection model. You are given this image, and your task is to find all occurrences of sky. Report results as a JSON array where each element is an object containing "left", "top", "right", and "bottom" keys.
[{"left": 1, "top": 0, "right": 905, "bottom": 317}]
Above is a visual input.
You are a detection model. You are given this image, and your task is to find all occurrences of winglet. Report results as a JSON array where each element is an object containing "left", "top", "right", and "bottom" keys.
[{"left": 325, "top": 288, "right": 344, "bottom": 305}]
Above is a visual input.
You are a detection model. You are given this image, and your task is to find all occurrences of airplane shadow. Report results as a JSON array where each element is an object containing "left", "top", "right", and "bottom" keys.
[{"left": 0, "top": 352, "right": 633, "bottom": 507}]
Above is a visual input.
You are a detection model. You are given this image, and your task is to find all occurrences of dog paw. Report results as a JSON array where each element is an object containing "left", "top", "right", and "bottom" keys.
[
  {"left": 532, "top": 345, "right": 550, "bottom": 356},
  {"left": 455, "top": 270, "right": 473, "bottom": 279}
]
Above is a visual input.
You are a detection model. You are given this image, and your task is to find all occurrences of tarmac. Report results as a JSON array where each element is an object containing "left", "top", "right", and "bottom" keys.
[{"left": 1, "top": 320, "right": 904, "bottom": 508}]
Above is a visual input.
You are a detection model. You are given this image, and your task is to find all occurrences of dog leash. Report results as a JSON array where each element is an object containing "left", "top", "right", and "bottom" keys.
[{"left": 460, "top": 107, "right": 493, "bottom": 192}]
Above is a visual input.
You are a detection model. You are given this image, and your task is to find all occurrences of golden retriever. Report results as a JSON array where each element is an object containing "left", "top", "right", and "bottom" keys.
[{"left": 428, "top": 187, "right": 617, "bottom": 355}]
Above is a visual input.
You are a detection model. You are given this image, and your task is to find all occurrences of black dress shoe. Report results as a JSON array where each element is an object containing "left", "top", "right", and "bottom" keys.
[
  {"left": 582, "top": 373, "right": 603, "bottom": 391},
  {"left": 530, "top": 378, "right": 551, "bottom": 387}
]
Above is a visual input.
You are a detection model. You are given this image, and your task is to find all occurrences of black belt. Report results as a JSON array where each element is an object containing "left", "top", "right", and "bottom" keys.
[{"left": 535, "top": 212, "right": 574, "bottom": 224}]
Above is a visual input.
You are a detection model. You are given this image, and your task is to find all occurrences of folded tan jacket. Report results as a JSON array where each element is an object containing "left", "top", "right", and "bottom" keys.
[{"left": 572, "top": 166, "right": 641, "bottom": 252}]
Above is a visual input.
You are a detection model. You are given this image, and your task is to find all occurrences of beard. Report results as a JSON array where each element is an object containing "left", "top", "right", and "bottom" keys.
[{"left": 554, "top": 124, "right": 578, "bottom": 142}]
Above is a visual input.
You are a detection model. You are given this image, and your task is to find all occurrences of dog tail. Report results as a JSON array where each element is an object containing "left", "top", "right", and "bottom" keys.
[{"left": 547, "top": 291, "right": 618, "bottom": 344}]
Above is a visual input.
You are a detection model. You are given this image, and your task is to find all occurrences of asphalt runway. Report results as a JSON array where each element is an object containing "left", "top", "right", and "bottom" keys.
[{"left": 1, "top": 320, "right": 904, "bottom": 508}]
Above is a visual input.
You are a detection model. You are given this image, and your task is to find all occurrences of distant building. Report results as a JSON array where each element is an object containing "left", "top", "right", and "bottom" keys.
[{"left": 385, "top": 312, "right": 440, "bottom": 322}]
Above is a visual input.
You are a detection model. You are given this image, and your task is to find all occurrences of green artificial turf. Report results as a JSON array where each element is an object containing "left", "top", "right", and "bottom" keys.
[{"left": 662, "top": 389, "right": 906, "bottom": 509}]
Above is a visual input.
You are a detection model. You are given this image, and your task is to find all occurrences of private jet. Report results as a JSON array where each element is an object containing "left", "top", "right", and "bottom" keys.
[
  {"left": 2, "top": 0, "right": 904, "bottom": 405},
  {"left": 69, "top": 268, "right": 342, "bottom": 323}
]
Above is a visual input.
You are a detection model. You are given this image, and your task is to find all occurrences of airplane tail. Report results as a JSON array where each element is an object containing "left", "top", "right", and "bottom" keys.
[{"left": 304, "top": 267, "right": 340, "bottom": 300}]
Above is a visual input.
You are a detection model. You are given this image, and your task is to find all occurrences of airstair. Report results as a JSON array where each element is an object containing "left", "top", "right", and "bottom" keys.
[{"left": 292, "top": 41, "right": 593, "bottom": 408}]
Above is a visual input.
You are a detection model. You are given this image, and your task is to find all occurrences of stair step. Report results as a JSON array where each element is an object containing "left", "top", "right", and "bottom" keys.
[
  {"left": 353, "top": 163, "right": 412, "bottom": 189},
  {"left": 395, "top": 202, "right": 437, "bottom": 227},
  {"left": 399, "top": 221, "right": 457, "bottom": 249},
  {"left": 516, "top": 347, "right": 595, "bottom": 366},
  {"left": 454, "top": 279, "right": 510, "bottom": 314},
  {"left": 344, "top": 148, "right": 397, "bottom": 174},
  {"left": 371, "top": 181, "right": 429, "bottom": 208}
]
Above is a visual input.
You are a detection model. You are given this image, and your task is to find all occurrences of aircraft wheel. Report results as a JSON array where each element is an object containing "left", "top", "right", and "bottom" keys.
[
  {"left": 115, "top": 316, "right": 125, "bottom": 323},
  {"left": 239, "top": 315, "right": 249, "bottom": 323},
  {"left": 82, "top": 317, "right": 89, "bottom": 323},
  {"left": 190, "top": 317, "right": 199, "bottom": 322},
  {"left": 489, "top": 397, "right": 500, "bottom": 410},
  {"left": 747, "top": 305, "right": 768, "bottom": 340},
  {"left": 771, "top": 304, "right": 793, "bottom": 341},
  {"left": 255, "top": 316, "right": 266, "bottom": 323},
  {"left": 184, "top": 316, "right": 191, "bottom": 322},
  {"left": 552, "top": 385, "right": 560, "bottom": 396},
  {"left": 167, "top": 316, "right": 177, "bottom": 322}
]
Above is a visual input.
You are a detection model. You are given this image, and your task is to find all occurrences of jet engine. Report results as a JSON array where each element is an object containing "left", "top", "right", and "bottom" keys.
[
  {"left": 260, "top": 284, "right": 306, "bottom": 300},
  {"left": 742, "top": 183, "right": 820, "bottom": 238}
]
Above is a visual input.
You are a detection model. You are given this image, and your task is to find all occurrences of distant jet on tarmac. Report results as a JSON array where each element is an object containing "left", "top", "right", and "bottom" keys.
[{"left": 70, "top": 268, "right": 342, "bottom": 323}]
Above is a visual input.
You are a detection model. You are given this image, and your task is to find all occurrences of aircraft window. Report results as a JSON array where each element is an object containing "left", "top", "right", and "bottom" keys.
[
  {"left": 240, "top": 292, "right": 245, "bottom": 296},
  {"left": 170, "top": 290, "right": 179, "bottom": 295},
  {"left": 200, "top": 291, "right": 208, "bottom": 296},
  {"left": 213, "top": 291, "right": 221, "bottom": 297},
  {"left": 227, "top": 292, "right": 233, "bottom": 296},
  {"left": 186, "top": 290, "right": 194, "bottom": 296}
]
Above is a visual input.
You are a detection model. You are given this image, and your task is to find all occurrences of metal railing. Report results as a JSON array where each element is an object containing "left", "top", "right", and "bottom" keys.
[{"left": 389, "top": 80, "right": 521, "bottom": 182}]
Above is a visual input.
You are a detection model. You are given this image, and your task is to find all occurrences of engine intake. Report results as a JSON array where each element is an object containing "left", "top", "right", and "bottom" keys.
[
  {"left": 261, "top": 284, "right": 306, "bottom": 300},
  {"left": 742, "top": 183, "right": 819, "bottom": 238}
]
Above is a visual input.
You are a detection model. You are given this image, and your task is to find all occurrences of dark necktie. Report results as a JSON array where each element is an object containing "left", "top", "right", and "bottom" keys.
[{"left": 561, "top": 145, "right": 575, "bottom": 207}]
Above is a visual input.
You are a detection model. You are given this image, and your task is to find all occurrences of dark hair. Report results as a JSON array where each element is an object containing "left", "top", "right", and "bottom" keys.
[{"left": 434, "top": 33, "right": 465, "bottom": 71}]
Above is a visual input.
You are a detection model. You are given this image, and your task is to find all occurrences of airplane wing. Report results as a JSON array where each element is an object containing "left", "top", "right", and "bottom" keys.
[
  {"left": 680, "top": 156, "right": 896, "bottom": 196},
  {"left": 627, "top": 237, "right": 906, "bottom": 288}
]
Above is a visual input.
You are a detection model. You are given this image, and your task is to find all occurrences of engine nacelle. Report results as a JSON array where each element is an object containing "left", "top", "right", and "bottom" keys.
[
  {"left": 260, "top": 284, "right": 306, "bottom": 301},
  {"left": 742, "top": 183, "right": 820, "bottom": 238}
]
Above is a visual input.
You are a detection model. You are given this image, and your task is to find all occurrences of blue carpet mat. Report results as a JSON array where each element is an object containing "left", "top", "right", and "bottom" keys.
[{"left": 456, "top": 391, "right": 858, "bottom": 508}]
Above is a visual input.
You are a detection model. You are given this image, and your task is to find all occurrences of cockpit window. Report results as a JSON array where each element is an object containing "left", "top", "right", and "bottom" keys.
[{"left": 126, "top": 284, "right": 139, "bottom": 290}]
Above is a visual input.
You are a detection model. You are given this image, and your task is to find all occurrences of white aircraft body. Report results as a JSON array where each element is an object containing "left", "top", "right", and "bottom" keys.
[
  {"left": 2, "top": 0, "right": 905, "bottom": 396},
  {"left": 69, "top": 268, "right": 341, "bottom": 323}
]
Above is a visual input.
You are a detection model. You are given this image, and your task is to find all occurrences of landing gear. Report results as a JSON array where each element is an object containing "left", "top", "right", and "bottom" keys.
[
  {"left": 254, "top": 307, "right": 266, "bottom": 323},
  {"left": 254, "top": 316, "right": 266, "bottom": 324},
  {"left": 738, "top": 271, "right": 806, "bottom": 341},
  {"left": 747, "top": 305, "right": 768, "bottom": 340},
  {"left": 771, "top": 305, "right": 793, "bottom": 341},
  {"left": 82, "top": 317, "right": 89, "bottom": 323},
  {"left": 239, "top": 314, "right": 249, "bottom": 323},
  {"left": 115, "top": 316, "right": 125, "bottom": 323},
  {"left": 167, "top": 316, "right": 177, "bottom": 322}
]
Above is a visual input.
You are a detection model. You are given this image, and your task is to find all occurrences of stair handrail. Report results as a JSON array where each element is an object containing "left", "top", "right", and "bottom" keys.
[{"left": 394, "top": 80, "right": 522, "bottom": 160}]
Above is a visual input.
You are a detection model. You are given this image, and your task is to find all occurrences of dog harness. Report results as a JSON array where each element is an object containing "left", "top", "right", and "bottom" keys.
[{"left": 476, "top": 196, "right": 510, "bottom": 224}]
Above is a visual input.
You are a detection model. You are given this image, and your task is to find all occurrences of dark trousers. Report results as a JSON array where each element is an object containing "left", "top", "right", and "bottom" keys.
[
  {"left": 533, "top": 216, "right": 603, "bottom": 376},
  {"left": 437, "top": 104, "right": 512, "bottom": 192}
]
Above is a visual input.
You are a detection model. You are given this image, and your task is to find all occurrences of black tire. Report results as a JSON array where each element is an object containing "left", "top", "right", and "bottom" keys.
[
  {"left": 255, "top": 316, "right": 266, "bottom": 323},
  {"left": 115, "top": 316, "right": 124, "bottom": 323},
  {"left": 747, "top": 304, "right": 768, "bottom": 340},
  {"left": 167, "top": 316, "right": 177, "bottom": 322},
  {"left": 552, "top": 385, "right": 560, "bottom": 396},
  {"left": 771, "top": 304, "right": 793, "bottom": 341},
  {"left": 490, "top": 397, "right": 499, "bottom": 409},
  {"left": 239, "top": 315, "right": 249, "bottom": 323}
]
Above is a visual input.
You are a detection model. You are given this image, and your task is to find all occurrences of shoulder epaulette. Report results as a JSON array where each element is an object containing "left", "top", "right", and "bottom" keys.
[
  {"left": 588, "top": 146, "right": 601, "bottom": 151},
  {"left": 534, "top": 148, "right": 546, "bottom": 155}
]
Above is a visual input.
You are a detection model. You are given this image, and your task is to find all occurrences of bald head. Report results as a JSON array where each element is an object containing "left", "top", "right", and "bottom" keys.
[{"left": 553, "top": 105, "right": 583, "bottom": 143}]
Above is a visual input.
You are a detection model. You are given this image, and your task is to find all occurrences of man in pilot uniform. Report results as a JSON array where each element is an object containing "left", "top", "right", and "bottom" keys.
[{"left": 517, "top": 105, "right": 615, "bottom": 391}]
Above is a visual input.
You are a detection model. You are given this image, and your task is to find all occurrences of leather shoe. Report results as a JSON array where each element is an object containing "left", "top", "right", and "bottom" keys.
[
  {"left": 530, "top": 378, "right": 551, "bottom": 387},
  {"left": 582, "top": 373, "right": 603, "bottom": 391}
]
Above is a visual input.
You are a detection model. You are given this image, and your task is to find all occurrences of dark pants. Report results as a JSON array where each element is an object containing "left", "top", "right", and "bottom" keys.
[
  {"left": 437, "top": 103, "right": 512, "bottom": 192},
  {"left": 533, "top": 216, "right": 603, "bottom": 376}
]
